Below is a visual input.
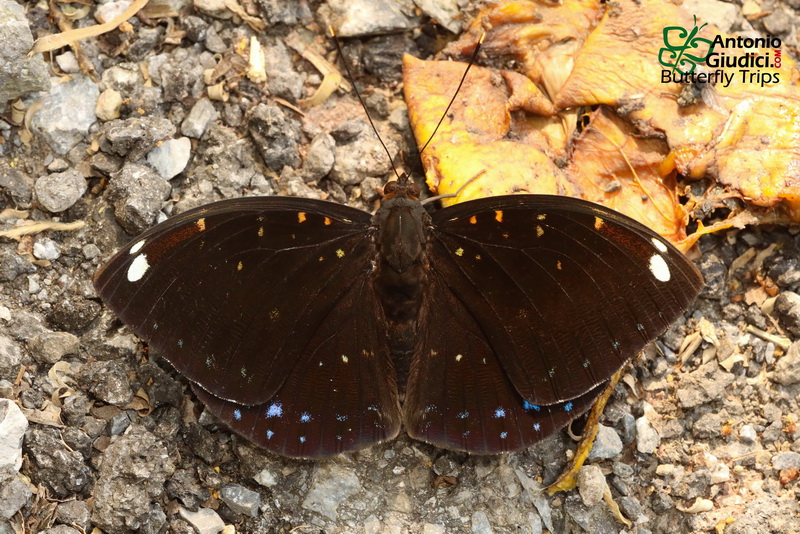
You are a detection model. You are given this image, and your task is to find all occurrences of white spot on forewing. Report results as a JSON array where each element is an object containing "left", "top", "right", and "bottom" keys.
[
  {"left": 651, "top": 237, "right": 669, "bottom": 253},
  {"left": 649, "top": 254, "right": 671, "bottom": 282},
  {"left": 127, "top": 254, "right": 150, "bottom": 282},
  {"left": 129, "top": 239, "right": 146, "bottom": 254}
]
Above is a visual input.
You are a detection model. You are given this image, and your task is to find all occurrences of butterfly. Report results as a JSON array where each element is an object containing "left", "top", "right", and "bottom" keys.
[{"left": 94, "top": 172, "right": 703, "bottom": 458}]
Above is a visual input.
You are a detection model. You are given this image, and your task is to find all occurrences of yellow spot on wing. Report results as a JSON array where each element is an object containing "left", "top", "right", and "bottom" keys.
[
  {"left": 341, "top": 355, "right": 349, "bottom": 363},
  {"left": 557, "top": 260, "right": 562, "bottom": 270},
  {"left": 469, "top": 215, "right": 477, "bottom": 224},
  {"left": 536, "top": 225, "right": 544, "bottom": 237},
  {"left": 324, "top": 217, "right": 332, "bottom": 226},
  {"left": 455, "top": 354, "right": 463, "bottom": 362},
  {"left": 455, "top": 247, "right": 464, "bottom": 257},
  {"left": 196, "top": 218, "right": 206, "bottom": 231},
  {"left": 336, "top": 249, "right": 344, "bottom": 258},
  {"left": 237, "top": 261, "right": 243, "bottom": 271},
  {"left": 494, "top": 210, "right": 503, "bottom": 223},
  {"left": 258, "top": 226, "right": 264, "bottom": 237},
  {"left": 537, "top": 214, "right": 547, "bottom": 220},
  {"left": 594, "top": 216, "right": 604, "bottom": 230},
  {"left": 298, "top": 212, "right": 307, "bottom": 223}
]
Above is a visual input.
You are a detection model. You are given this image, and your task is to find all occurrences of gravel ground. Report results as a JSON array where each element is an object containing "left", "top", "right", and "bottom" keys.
[{"left": 1, "top": 0, "right": 800, "bottom": 533}]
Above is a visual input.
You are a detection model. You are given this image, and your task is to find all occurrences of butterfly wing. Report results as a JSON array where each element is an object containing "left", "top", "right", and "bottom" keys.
[
  {"left": 404, "top": 272, "right": 608, "bottom": 453},
  {"left": 192, "top": 271, "right": 401, "bottom": 458},
  {"left": 426, "top": 194, "right": 702, "bottom": 407},
  {"left": 93, "top": 197, "right": 383, "bottom": 406}
]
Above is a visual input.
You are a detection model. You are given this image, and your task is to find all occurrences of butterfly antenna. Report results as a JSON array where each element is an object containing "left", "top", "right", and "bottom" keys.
[
  {"left": 329, "top": 26, "right": 403, "bottom": 182},
  {"left": 418, "top": 32, "right": 486, "bottom": 155}
]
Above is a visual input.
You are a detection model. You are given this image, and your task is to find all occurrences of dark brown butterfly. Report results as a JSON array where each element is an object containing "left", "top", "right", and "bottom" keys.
[{"left": 94, "top": 173, "right": 702, "bottom": 458}]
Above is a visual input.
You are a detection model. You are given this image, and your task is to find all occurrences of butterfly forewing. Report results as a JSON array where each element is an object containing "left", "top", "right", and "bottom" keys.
[
  {"left": 404, "top": 273, "right": 608, "bottom": 453},
  {"left": 93, "top": 197, "right": 377, "bottom": 405},
  {"left": 192, "top": 274, "right": 401, "bottom": 458},
  {"left": 428, "top": 195, "right": 703, "bottom": 406}
]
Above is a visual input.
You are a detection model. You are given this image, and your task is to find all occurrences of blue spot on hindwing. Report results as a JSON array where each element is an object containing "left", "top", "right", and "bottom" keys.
[
  {"left": 564, "top": 402, "right": 574, "bottom": 412},
  {"left": 266, "top": 430, "right": 274, "bottom": 440},
  {"left": 233, "top": 409, "right": 242, "bottom": 421},
  {"left": 494, "top": 407, "right": 506, "bottom": 418},
  {"left": 266, "top": 402, "right": 283, "bottom": 418},
  {"left": 300, "top": 412, "right": 311, "bottom": 423},
  {"left": 500, "top": 431, "right": 508, "bottom": 439},
  {"left": 457, "top": 411, "right": 469, "bottom": 419},
  {"left": 523, "top": 400, "right": 541, "bottom": 412}
]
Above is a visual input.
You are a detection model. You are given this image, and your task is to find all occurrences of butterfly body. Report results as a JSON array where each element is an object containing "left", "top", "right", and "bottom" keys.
[{"left": 95, "top": 177, "right": 702, "bottom": 458}]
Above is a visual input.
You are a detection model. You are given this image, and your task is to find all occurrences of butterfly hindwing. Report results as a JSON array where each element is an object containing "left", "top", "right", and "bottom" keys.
[
  {"left": 192, "top": 273, "right": 401, "bottom": 458},
  {"left": 93, "top": 197, "right": 377, "bottom": 406},
  {"left": 404, "top": 272, "right": 608, "bottom": 453},
  {"left": 428, "top": 195, "right": 703, "bottom": 406}
]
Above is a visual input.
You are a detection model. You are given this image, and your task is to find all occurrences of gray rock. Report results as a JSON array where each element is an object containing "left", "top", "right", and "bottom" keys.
[
  {"left": 577, "top": 465, "right": 607, "bottom": 507},
  {"left": 79, "top": 359, "right": 134, "bottom": 406},
  {"left": 0, "top": 165, "right": 34, "bottom": 207},
  {"left": 220, "top": 483, "right": 260, "bottom": 517},
  {"left": 34, "top": 169, "right": 87, "bottom": 213},
  {"left": 157, "top": 47, "right": 205, "bottom": 102},
  {"left": 256, "top": 0, "right": 312, "bottom": 24},
  {"left": 0, "top": 465, "right": 32, "bottom": 520},
  {"left": 181, "top": 98, "right": 218, "bottom": 138},
  {"left": 0, "top": 399, "right": 27, "bottom": 471},
  {"left": 762, "top": 8, "right": 793, "bottom": 36},
  {"left": 471, "top": 510, "right": 493, "bottom": 534},
  {"left": 772, "top": 451, "right": 800, "bottom": 471},
  {"left": 264, "top": 40, "right": 305, "bottom": 100},
  {"left": 40, "top": 525, "right": 81, "bottom": 534},
  {"left": 178, "top": 507, "right": 224, "bottom": 534},
  {"left": 29, "top": 330, "right": 80, "bottom": 364},
  {"left": 32, "top": 237, "right": 60, "bottom": 261},
  {"left": 680, "top": 0, "right": 738, "bottom": 33},
  {"left": 774, "top": 292, "right": 800, "bottom": 337},
  {"left": 0, "top": 334, "right": 24, "bottom": 378},
  {"left": 636, "top": 416, "right": 660, "bottom": 454},
  {"left": 331, "top": 127, "right": 396, "bottom": 186},
  {"left": 692, "top": 412, "right": 722, "bottom": 439},
  {"left": 55, "top": 500, "right": 91, "bottom": 531},
  {"left": 101, "top": 63, "right": 144, "bottom": 94},
  {"left": 698, "top": 254, "right": 727, "bottom": 299},
  {"left": 618, "top": 495, "right": 644, "bottom": 523},
  {"left": 302, "top": 132, "right": 335, "bottom": 182},
  {"left": 0, "top": 248, "right": 35, "bottom": 282},
  {"left": 30, "top": 76, "right": 99, "bottom": 155},
  {"left": 772, "top": 341, "right": 800, "bottom": 386},
  {"left": 739, "top": 424, "right": 757, "bottom": 444},
  {"left": 0, "top": 0, "right": 49, "bottom": 101},
  {"left": 107, "top": 162, "right": 172, "bottom": 234},
  {"left": 92, "top": 427, "right": 175, "bottom": 533},
  {"left": 25, "top": 427, "right": 93, "bottom": 497},
  {"left": 246, "top": 103, "right": 301, "bottom": 171},
  {"left": 54, "top": 51, "right": 80, "bottom": 74},
  {"left": 146, "top": 137, "right": 192, "bottom": 179},
  {"left": 182, "top": 16, "right": 208, "bottom": 42},
  {"left": 324, "top": 0, "right": 418, "bottom": 37},
  {"left": 676, "top": 361, "right": 735, "bottom": 408},
  {"left": 47, "top": 295, "right": 101, "bottom": 331},
  {"left": 101, "top": 117, "right": 177, "bottom": 161},
  {"left": 587, "top": 424, "right": 623, "bottom": 461},
  {"left": 302, "top": 463, "right": 361, "bottom": 520},
  {"left": 414, "top": 0, "right": 463, "bottom": 33}
]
